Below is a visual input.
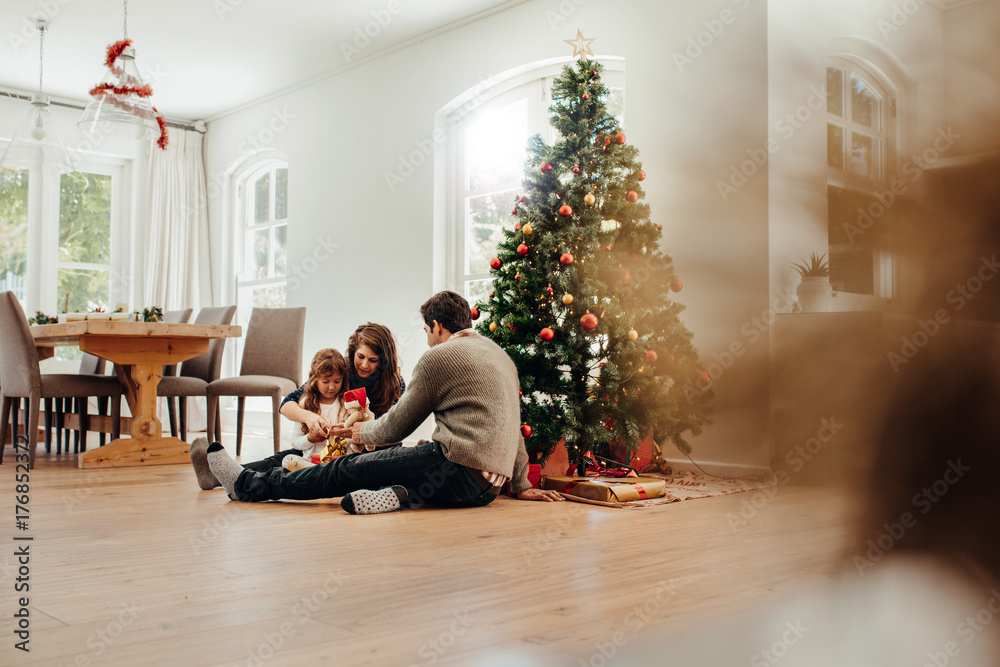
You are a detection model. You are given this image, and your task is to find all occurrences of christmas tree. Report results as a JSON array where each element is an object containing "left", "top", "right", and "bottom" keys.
[{"left": 474, "top": 59, "right": 713, "bottom": 467}]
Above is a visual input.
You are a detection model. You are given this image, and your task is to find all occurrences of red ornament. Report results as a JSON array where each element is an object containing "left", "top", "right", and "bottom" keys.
[
  {"left": 604, "top": 137, "right": 611, "bottom": 146},
  {"left": 582, "top": 93, "right": 590, "bottom": 100},
  {"left": 514, "top": 222, "right": 521, "bottom": 231},
  {"left": 540, "top": 327, "right": 554, "bottom": 341},
  {"left": 470, "top": 307, "right": 480, "bottom": 320},
  {"left": 520, "top": 424, "right": 533, "bottom": 438},
  {"left": 559, "top": 253, "right": 574, "bottom": 265},
  {"left": 515, "top": 273, "right": 521, "bottom": 280},
  {"left": 621, "top": 270, "right": 631, "bottom": 286},
  {"left": 657, "top": 224, "right": 663, "bottom": 231},
  {"left": 627, "top": 191, "right": 639, "bottom": 202},
  {"left": 558, "top": 204, "right": 573, "bottom": 217},
  {"left": 670, "top": 279, "right": 683, "bottom": 292},
  {"left": 572, "top": 166, "right": 580, "bottom": 174},
  {"left": 615, "top": 132, "right": 626, "bottom": 144},
  {"left": 675, "top": 316, "right": 681, "bottom": 323},
  {"left": 511, "top": 208, "right": 517, "bottom": 215},
  {"left": 519, "top": 196, "right": 526, "bottom": 202},
  {"left": 699, "top": 370, "right": 712, "bottom": 386},
  {"left": 645, "top": 350, "right": 658, "bottom": 363},
  {"left": 490, "top": 257, "right": 502, "bottom": 270},
  {"left": 638, "top": 169, "right": 646, "bottom": 181},
  {"left": 517, "top": 243, "right": 529, "bottom": 256},
  {"left": 546, "top": 285, "right": 553, "bottom": 294},
  {"left": 580, "top": 313, "right": 599, "bottom": 331},
  {"left": 541, "top": 163, "right": 553, "bottom": 172}
]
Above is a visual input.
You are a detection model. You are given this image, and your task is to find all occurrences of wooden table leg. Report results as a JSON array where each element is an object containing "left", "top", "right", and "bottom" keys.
[{"left": 79, "top": 362, "right": 190, "bottom": 469}]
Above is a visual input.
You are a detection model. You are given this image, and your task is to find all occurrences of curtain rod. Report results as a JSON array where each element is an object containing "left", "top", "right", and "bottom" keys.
[{"left": 1, "top": 90, "right": 203, "bottom": 133}]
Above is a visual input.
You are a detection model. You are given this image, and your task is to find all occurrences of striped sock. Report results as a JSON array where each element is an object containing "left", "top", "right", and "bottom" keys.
[{"left": 341, "top": 486, "right": 408, "bottom": 515}]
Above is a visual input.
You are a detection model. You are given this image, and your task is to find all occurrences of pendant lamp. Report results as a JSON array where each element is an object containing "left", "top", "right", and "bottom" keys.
[
  {"left": 78, "top": 0, "right": 168, "bottom": 149},
  {"left": 0, "top": 19, "right": 76, "bottom": 174}
]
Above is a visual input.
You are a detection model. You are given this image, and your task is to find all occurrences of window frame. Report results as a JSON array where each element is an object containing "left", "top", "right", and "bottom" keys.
[
  {"left": 0, "top": 149, "right": 130, "bottom": 317},
  {"left": 826, "top": 56, "right": 899, "bottom": 305},
  {"left": 435, "top": 57, "right": 626, "bottom": 301}
]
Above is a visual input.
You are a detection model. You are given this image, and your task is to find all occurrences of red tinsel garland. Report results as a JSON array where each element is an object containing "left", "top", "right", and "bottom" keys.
[
  {"left": 88, "top": 39, "right": 169, "bottom": 151},
  {"left": 104, "top": 39, "right": 130, "bottom": 75}
]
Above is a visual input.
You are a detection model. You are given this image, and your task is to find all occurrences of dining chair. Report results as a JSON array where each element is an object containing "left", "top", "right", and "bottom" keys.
[
  {"left": 161, "top": 308, "right": 193, "bottom": 436},
  {"left": 158, "top": 305, "right": 237, "bottom": 442},
  {"left": 0, "top": 292, "right": 122, "bottom": 468},
  {"left": 206, "top": 307, "right": 306, "bottom": 455},
  {"left": 47, "top": 353, "right": 111, "bottom": 454}
]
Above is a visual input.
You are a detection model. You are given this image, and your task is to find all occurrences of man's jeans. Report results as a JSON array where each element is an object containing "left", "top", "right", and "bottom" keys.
[{"left": 233, "top": 441, "right": 497, "bottom": 508}]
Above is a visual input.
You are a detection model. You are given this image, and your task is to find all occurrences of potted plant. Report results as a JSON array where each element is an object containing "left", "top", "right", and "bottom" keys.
[{"left": 792, "top": 252, "right": 833, "bottom": 312}]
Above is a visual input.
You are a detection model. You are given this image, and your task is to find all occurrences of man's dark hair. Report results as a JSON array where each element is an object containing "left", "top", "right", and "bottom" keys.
[{"left": 420, "top": 291, "right": 471, "bottom": 334}]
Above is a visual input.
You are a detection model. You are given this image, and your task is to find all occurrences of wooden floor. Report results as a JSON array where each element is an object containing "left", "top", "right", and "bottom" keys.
[{"left": 2, "top": 441, "right": 865, "bottom": 666}]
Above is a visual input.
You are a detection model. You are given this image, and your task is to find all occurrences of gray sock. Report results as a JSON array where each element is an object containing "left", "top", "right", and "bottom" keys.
[
  {"left": 189, "top": 438, "right": 221, "bottom": 490},
  {"left": 206, "top": 442, "right": 244, "bottom": 499}
]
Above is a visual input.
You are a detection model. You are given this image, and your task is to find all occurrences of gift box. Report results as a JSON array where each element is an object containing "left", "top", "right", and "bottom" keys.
[
  {"left": 527, "top": 463, "right": 541, "bottom": 489},
  {"left": 541, "top": 475, "right": 667, "bottom": 503}
]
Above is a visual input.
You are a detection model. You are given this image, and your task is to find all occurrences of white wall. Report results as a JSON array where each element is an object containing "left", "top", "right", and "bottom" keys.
[{"left": 204, "top": 0, "right": 773, "bottom": 468}]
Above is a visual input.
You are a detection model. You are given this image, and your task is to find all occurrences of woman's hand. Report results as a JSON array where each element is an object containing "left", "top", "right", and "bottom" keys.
[{"left": 517, "top": 488, "right": 565, "bottom": 502}]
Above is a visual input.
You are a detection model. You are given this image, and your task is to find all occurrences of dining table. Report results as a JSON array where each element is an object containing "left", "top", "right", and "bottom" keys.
[{"left": 31, "top": 319, "right": 242, "bottom": 469}]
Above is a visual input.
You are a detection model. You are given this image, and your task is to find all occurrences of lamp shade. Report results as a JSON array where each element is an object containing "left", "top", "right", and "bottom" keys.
[
  {"left": 0, "top": 93, "right": 76, "bottom": 174},
  {"left": 78, "top": 44, "right": 161, "bottom": 142}
]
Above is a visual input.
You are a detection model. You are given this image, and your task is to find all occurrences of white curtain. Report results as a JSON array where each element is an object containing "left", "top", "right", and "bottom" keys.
[{"left": 144, "top": 128, "right": 213, "bottom": 311}]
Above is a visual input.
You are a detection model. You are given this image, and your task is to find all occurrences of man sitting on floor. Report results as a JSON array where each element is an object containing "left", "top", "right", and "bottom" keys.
[{"left": 195, "top": 290, "right": 563, "bottom": 513}]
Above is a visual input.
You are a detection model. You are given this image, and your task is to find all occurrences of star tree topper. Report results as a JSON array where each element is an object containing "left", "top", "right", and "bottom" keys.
[{"left": 563, "top": 29, "right": 596, "bottom": 58}]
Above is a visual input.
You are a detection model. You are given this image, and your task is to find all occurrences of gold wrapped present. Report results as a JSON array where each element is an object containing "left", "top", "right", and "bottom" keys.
[{"left": 540, "top": 476, "right": 667, "bottom": 503}]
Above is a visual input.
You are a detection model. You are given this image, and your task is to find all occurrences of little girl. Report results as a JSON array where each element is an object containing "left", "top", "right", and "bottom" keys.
[{"left": 281, "top": 348, "right": 350, "bottom": 471}]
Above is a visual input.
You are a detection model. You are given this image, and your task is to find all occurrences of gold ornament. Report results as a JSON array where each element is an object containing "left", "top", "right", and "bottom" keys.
[
  {"left": 489, "top": 321, "right": 498, "bottom": 332},
  {"left": 584, "top": 192, "right": 596, "bottom": 206},
  {"left": 523, "top": 223, "right": 534, "bottom": 235},
  {"left": 627, "top": 329, "right": 638, "bottom": 341},
  {"left": 562, "top": 293, "right": 574, "bottom": 305}
]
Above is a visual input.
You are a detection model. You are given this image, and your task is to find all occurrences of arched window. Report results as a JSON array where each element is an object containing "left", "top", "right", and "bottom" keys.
[
  {"left": 235, "top": 160, "right": 288, "bottom": 315},
  {"left": 826, "top": 57, "right": 897, "bottom": 301},
  {"left": 436, "top": 58, "right": 625, "bottom": 303}
]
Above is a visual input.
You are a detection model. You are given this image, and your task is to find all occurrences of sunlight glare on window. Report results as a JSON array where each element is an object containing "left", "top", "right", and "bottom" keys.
[{"left": 466, "top": 98, "right": 528, "bottom": 191}]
